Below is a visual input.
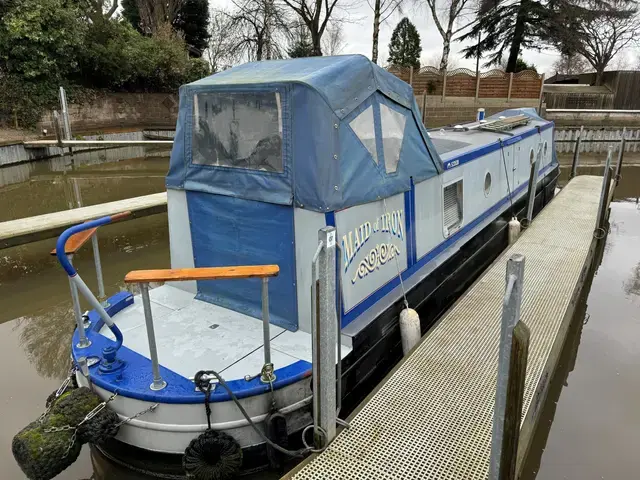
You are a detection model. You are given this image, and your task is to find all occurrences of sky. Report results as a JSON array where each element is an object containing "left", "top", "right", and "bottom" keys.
[{"left": 210, "top": 0, "right": 566, "bottom": 76}]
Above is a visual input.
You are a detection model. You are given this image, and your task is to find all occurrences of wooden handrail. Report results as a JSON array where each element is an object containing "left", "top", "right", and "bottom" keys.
[
  {"left": 50, "top": 227, "right": 98, "bottom": 256},
  {"left": 124, "top": 265, "right": 280, "bottom": 284}
]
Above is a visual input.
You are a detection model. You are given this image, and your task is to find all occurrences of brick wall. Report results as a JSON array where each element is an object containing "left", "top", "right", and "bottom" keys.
[
  {"left": 38, "top": 92, "right": 179, "bottom": 133},
  {"left": 388, "top": 66, "right": 543, "bottom": 100}
]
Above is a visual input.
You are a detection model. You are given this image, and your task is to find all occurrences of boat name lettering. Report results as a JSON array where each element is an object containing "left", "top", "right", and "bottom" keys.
[
  {"left": 447, "top": 159, "right": 460, "bottom": 169},
  {"left": 341, "top": 209, "right": 404, "bottom": 273}
]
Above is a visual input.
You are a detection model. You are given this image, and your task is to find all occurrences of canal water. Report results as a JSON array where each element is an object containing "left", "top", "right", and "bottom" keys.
[{"left": 0, "top": 152, "right": 638, "bottom": 479}]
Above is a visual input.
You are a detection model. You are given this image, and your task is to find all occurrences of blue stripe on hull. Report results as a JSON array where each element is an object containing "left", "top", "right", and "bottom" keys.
[{"left": 339, "top": 161, "right": 556, "bottom": 325}]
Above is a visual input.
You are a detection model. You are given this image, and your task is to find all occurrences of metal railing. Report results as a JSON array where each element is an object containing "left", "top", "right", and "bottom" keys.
[
  {"left": 56, "top": 214, "right": 129, "bottom": 353},
  {"left": 555, "top": 126, "right": 640, "bottom": 154},
  {"left": 123, "top": 266, "right": 280, "bottom": 391}
]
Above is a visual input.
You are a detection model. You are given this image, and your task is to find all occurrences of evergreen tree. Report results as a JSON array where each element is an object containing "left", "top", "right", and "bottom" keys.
[
  {"left": 459, "top": 0, "right": 547, "bottom": 72},
  {"left": 121, "top": 0, "right": 142, "bottom": 33},
  {"left": 288, "top": 26, "right": 315, "bottom": 57},
  {"left": 388, "top": 17, "right": 421, "bottom": 68},
  {"left": 173, "top": 0, "right": 210, "bottom": 57}
]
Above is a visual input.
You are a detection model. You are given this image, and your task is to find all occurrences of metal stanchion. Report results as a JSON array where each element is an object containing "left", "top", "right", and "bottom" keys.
[
  {"left": 260, "top": 277, "right": 274, "bottom": 382},
  {"left": 140, "top": 283, "right": 167, "bottom": 391},
  {"left": 311, "top": 227, "right": 338, "bottom": 445},
  {"left": 68, "top": 255, "right": 90, "bottom": 348}
]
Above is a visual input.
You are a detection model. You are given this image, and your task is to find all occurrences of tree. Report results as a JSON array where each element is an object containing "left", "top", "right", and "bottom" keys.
[
  {"left": 78, "top": 0, "right": 119, "bottom": 23},
  {"left": 230, "top": 0, "right": 292, "bottom": 61},
  {"left": 129, "top": 0, "right": 184, "bottom": 35},
  {"left": 388, "top": 17, "right": 421, "bottom": 68},
  {"left": 206, "top": 9, "right": 239, "bottom": 72},
  {"left": 547, "top": 0, "right": 639, "bottom": 84},
  {"left": 288, "top": 23, "right": 315, "bottom": 57},
  {"left": 122, "top": 0, "right": 143, "bottom": 32},
  {"left": 173, "top": 0, "right": 210, "bottom": 56},
  {"left": 322, "top": 22, "right": 345, "bottom": 55},
  {"left": 551, "top": 52, "right": 590, "bottom": 74},
  {"left": 282, "top": 0, "right": 341, "bottom": 55},
  {"left": 0, "top": 0, "right": 86, "bottom": 81},
  {"left": 368, "top": 0, "right": 403, "bottom": 63},
  {"left": 460, "top": 0, "right": 548, "bottom": 72},
  {"left": 423, "top": 0, "right": 474, "bottom": 70}
]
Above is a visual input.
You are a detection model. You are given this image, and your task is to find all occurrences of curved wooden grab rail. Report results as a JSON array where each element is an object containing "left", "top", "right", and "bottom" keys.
[{"left": 124, "top": 265, "right": 280, "bottom": 284}]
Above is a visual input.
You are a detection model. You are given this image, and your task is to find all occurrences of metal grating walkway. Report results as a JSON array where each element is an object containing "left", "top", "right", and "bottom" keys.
[{"left": 290, "top": 175, "right": 605, "bottom": 480}]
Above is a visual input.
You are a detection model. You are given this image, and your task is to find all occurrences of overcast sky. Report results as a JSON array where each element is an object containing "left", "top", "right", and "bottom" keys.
[{"left": 211, "top": 0, "right": 568, "bottom": 75}]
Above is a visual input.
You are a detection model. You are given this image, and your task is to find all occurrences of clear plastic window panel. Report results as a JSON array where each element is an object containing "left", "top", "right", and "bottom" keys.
[
  {"left": 192, "top": 92, "right": 283, "bottom": 172},
  {"left": 380, "top": 104, "right": 407, "bottom": 174},
  {"left": 349, "top": 105, "right": 378, "bottom": 164}
]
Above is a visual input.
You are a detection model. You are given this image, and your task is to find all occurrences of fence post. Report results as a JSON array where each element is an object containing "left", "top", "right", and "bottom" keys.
[
  {"left": 507, "top": 73, "right": 513, "bottom": 102},
  {"left": 409, "top": 66, "right": 414, "bottom": 87},
  {"left": 475, "top": 71, "right": 481, "bottom": 103},
  {"left": 615, "top": 127, "right": 626, "bottom": 185},
  {"left": 570, "top": 126, "right": 583, "bottom": 180},
  {"left": 441, "top": 68, "right": 447, "bottom": 103},
  {"left": 313, "top": 227, "right": 338, "bottom": 445},
  {"left": 421, "top": 89, "right": 427, "bottom": 125},
  {"left": 537, "top": 73, "right": 545, "bottom": 114},
  {"left": 489, "top": 254, "right": 527, "bottom": 480}
]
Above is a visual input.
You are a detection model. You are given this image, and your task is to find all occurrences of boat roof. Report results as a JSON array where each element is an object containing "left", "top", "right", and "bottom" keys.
[
  {"left": 429, "top": 108, "right": 553, "bottom": 168},
  {"left": 187, "top": 54, "right": 418, "bottom": 119}
]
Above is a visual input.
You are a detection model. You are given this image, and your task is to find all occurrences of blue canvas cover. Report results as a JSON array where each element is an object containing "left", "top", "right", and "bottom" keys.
[{"left": 167, "top": 54, "right": 443, "bottom": 212}]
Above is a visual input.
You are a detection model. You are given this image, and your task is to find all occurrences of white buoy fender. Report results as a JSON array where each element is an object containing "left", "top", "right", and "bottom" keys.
[
  {"left": 399, "top": 308, "right": 421, "bottom": 355},
  {"left": 508, "top": 217, "right": 521, "bottom": 245}
]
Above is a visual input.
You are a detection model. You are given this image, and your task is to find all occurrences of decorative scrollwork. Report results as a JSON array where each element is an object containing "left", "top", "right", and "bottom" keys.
[{"left": 351, "top": 243, "right": 401, "bottom": 284}]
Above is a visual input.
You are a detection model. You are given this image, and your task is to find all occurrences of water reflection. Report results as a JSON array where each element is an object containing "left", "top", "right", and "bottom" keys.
[{"left": 14, "top": 303, "right": 76, "bottom": 380}]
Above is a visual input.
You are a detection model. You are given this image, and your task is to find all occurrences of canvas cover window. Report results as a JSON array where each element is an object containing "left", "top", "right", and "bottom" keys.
[
  {"left": 380, "top": 104, "right": 406, "bottom": 173},
  {"left": 349, "top": 105, "right": 378, "bottom": 164},
  {"left": 192, "top": 92, "right": 283, "bottom": 172}
]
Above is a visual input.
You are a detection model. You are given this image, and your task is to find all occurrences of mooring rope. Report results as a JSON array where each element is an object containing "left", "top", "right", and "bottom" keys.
[{"left": 499, "top": 140, "right": 516, "bottom": 218}]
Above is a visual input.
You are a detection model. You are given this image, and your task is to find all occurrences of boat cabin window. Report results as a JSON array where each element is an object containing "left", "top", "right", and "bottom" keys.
[
  {"left": 380, "top": 104, "right": 406, "bottom": 174},
  {"left": 349, "top": 105, "right": 378, "bottom": 164},
  {"left": 443, "top": 179, "right": 463, "bottom": 235},
  {"left": 192, "top": 91, "right": 283, "bottom": 172}
]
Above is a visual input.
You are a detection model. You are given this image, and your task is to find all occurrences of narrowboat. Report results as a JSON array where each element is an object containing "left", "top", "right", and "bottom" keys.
[{"left": 58, "top": 55, "right": 557, "bottom": 476}]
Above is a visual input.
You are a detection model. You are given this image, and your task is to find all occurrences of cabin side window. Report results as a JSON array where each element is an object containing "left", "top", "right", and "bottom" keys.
[
  {"left": 192, "top": 91, "right": 283, "bottom": 172},
  {"left": 443, "top": 179, "right": 463, "bottom": 235},
  {"left": 349, "top": 106, "right": 378, "bottom": 164},
  {"left": 379, "top": 104, "right": 406, "bottom": 174}
]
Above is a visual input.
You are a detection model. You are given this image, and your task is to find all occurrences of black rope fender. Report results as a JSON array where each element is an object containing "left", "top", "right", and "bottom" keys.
[{"left": 182, "top": 371, "right": 243, "bottom": 480}]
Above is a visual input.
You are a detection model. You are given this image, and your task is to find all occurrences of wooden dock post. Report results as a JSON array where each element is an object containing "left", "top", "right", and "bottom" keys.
[
  {"left": 489, "top": 254, "right": 527, "bottom": 480},
  {"left": 497, "top": 321, "right": 530, "bottom": 480},
  {"left": 570, "top": 126, "right": 583, "bottom": 180}
]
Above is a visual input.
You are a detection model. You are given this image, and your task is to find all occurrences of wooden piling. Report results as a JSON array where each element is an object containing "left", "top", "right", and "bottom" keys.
[{"left": 498, "top": 321, "right": 530, "bottom": 480}]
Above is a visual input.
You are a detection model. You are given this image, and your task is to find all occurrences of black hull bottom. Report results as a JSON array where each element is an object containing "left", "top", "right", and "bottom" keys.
[{"left": 92, "top": 165, "right": 560, "bottom": 478}]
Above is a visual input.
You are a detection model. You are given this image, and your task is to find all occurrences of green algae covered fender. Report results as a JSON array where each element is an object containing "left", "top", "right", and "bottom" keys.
[{"left": 12, "top": 387, "right": 120, "bottom": 480}]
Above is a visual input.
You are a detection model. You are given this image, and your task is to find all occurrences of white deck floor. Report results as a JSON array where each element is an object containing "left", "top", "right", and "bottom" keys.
[
  {"left": 288, "top": 175, "right": 605, "bottom": 479},
  {"left": 102, "top": 285, "right": 351, "bottom": 382}
]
